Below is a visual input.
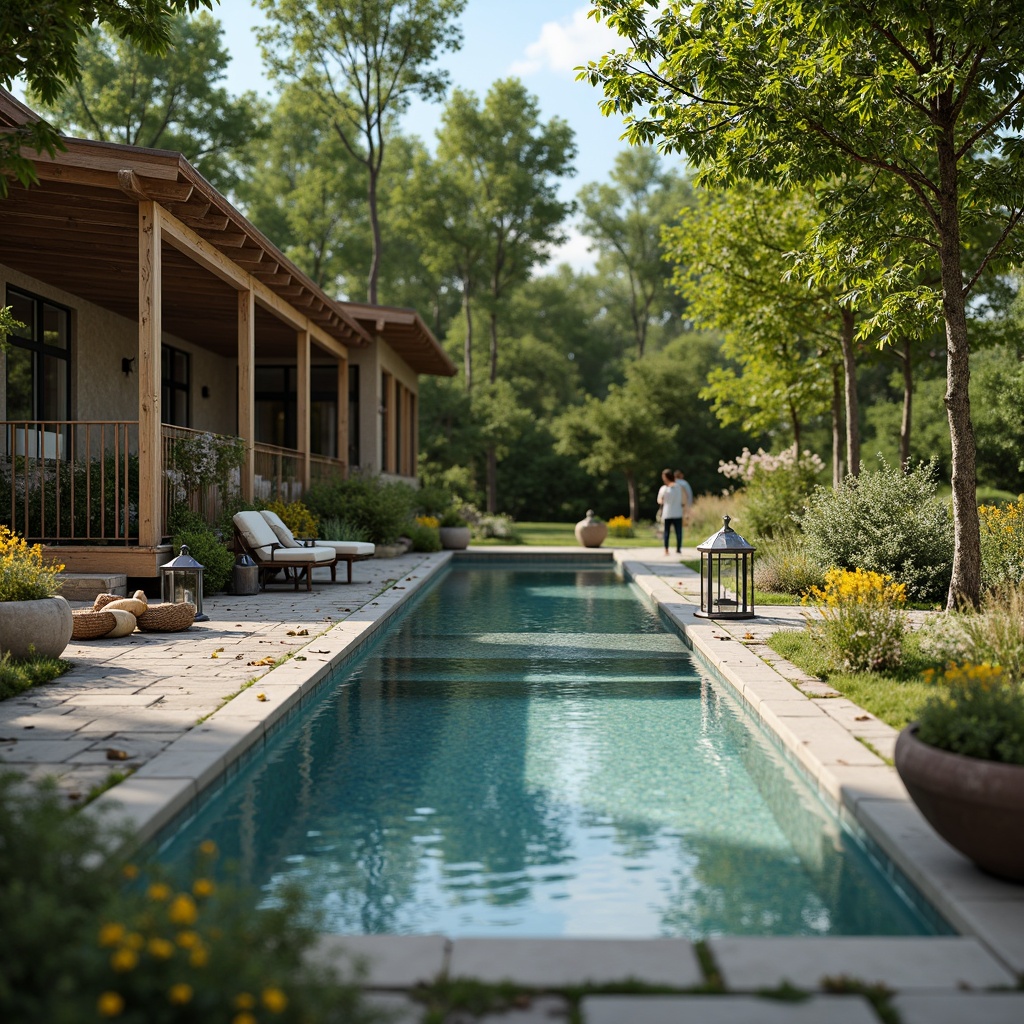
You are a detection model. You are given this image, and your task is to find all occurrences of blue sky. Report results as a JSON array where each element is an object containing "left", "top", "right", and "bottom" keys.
[{"left": 217, "top": 0, "right": 672, "bottom": 269}]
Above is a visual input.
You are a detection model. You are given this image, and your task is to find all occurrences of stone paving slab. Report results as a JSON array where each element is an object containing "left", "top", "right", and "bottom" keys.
[
  {"left": 892, "top": 992, "right": 1024, "bottom": 1024},
  {"left": 447, "top": 938, "right": 703, "bottom": 989},
  {"left": 580, "top": 995, "right": 879, "bottom": 1024},
  {"left": 310, "top": 935, "right": 449, "bottom": 988},
  {"left": 707, "top": 936, "right": 1017, "bottom": 991}
]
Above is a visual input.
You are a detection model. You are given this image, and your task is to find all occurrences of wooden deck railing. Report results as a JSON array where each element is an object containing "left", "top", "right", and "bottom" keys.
[
  {"left": 1, "top": 420, "right": 138, "bottom": 543},
  {"left": 2, "top": 421, "right": 347, "bottom": 543}
]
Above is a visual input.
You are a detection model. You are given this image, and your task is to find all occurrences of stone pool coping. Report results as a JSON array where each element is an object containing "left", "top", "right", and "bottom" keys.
[{"left": 5, "top": 545, "right": 1023, "bottom": 1022}]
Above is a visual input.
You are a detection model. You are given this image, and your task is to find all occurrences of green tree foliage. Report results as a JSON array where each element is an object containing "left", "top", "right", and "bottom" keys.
[
  {"left": 0, "top": 0, "right": 214, "bottom": 195},
  {"left": 255, "top": 0, "right": 466, "bottom": 304},
  {"left": 581, "top": 0, "right": 1024, "bottom": 607},
  {"left": 578, "top": 147, "right": 690, "bottom": 359},
  {"left": 29, "top": 13, "right": 263, "bottom": 192}
]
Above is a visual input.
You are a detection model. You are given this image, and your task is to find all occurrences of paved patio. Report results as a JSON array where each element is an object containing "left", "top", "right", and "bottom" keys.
[{"left": 2, "top": 545, "right": 1022, "bottom": 1023}]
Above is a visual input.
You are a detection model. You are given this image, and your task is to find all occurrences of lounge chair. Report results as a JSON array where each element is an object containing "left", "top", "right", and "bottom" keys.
[
  {"left": 232, "top": 511, "right": 337, "bottom": 591},
  {"left": 259, "top": 510, "right": 375, "bottom": 584}
]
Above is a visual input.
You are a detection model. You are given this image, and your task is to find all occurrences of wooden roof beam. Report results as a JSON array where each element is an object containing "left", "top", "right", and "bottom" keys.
[{"left": 117, "top": 168, "right": 193, "bottom": 203}]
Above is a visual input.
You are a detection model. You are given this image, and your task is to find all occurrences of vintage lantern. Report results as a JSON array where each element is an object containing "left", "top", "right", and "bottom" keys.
[
  {"left": 160, "top": 544, "right": 208, "bottom": 621},
  {"left": 696, "top": 515, "right": 756, "bottom": 620}
]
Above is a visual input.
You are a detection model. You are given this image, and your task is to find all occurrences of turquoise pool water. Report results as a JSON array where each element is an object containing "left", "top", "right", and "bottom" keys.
[{"left": 158, "top": 567, "right": 942, "bottom": 937}]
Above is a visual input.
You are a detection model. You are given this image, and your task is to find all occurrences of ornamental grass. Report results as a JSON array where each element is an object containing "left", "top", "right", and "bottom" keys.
[{"left": 802, "top": 567, "right": 907, "bottom": 672}]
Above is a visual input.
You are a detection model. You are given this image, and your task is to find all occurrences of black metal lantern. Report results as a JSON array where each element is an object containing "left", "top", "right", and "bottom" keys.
[
  {"left": 696, "top": 515, "right": 756, "bottom": 619},
  {"left": 160, "top": 544, "right": 208, "bottom": 621}
]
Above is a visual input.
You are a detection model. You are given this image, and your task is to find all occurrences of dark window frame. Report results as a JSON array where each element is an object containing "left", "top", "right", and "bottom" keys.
[
  {"left": 161, "top": 343, "right": 191, "bottom": 427},
  {"left": 4, "top": 285, "right": 72, "bottom": 422}
]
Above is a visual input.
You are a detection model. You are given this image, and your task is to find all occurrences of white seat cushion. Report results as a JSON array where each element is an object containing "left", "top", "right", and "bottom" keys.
[
  {"left": 319, "top": 540, "right": 375, "bottom": 557},
  {"left": 233, "top": 511, "right": 281, "bottom": 559},
  {"left": 260, "top": 509, "right": 302, "bottom": 548},
  {"left": 264, "top": 546, "right": 336, "bottom": 564}
]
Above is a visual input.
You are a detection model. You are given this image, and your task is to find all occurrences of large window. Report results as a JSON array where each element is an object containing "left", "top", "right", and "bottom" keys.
[
  {"left": 255, "top": 365, "right": 338, "bottom": 456},
  {"left": 4, "top": 287, "right": 71, "bottom": 422},
  {"left": 161, "top": 344, "right": 190, "bottom": 427}
]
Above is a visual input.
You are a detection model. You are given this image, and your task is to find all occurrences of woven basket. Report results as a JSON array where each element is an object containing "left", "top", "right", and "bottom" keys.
[
  {"left": 93, "top": 593, "right": 120, "bottom": 610},
  {"left": 71, "top": 609, "right": 116, "bottom": 640},
  {"left": 136, "top": 602, "right": 196, "bottom": 633}
]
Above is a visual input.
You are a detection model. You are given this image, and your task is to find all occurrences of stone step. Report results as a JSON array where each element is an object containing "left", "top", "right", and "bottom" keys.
[{"left": 57, "top": 572, "right": 127, "bottom": 602}]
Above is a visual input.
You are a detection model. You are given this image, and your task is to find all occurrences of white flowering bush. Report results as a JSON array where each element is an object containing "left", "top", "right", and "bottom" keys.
[
  {"left": 166, "top": 432, "right": 246, "bottom": 505},
  {"left": 795, "top": 458, "right": 953, "bottom": 602},
  {"left": 719, "top": 445, "right": 824, "bottom": 538}
]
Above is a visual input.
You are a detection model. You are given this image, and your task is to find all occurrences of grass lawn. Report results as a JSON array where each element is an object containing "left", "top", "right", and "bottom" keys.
[
  {"left": 474, "top": 521, "right": 665, "bottom": 548},
  {"left": 0, "top": 653, "right": 71, "bottom": 701},
  {"left": 767, "top": 629, "right": 937, "bottom": 730}
]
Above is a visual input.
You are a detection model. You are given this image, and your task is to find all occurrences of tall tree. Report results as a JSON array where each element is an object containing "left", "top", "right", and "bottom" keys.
[
  {"left": 582, "top": 0, "right": 1024, "bottom": 607},
  {"left": 31, "top": 13, "right": 264, "bottom": 192},
  {"left": 665, "top": 184, "right": 866, "bottom": 478},
  {"left": 255, "top": 0, "right": 466, "bottom": 304},
  {"left": 578, "top": 147, "right": 690, "bottom": 359},
  {"left": 0, "top": 0, "right": 214, "bottom": 195}
]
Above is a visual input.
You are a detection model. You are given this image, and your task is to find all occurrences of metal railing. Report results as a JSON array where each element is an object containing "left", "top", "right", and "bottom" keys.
[{"left": 1, "top": 420, "right": 138, "bottom": 543}]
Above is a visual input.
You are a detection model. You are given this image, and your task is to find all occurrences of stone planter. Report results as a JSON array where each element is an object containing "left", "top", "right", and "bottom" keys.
[
  {"left": 575, "top": 510, "right": 608, "bottom": 548},
  {"left": 0, "top": 596, "right": 74, "bottom": 660},
  {"left": 894, "top": 723, "right": 1024, "bottom": 882},
  {"left": 439, "top": 526, "right": 471, "bottom": 550}
]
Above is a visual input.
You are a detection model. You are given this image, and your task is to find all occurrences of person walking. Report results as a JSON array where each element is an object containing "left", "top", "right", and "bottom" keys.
[
  {"left": 657, "top": 468, "right": 684, "bottom": 555},
  {"left": 674, "top": 469, "right": 694, "bottom": 546}
]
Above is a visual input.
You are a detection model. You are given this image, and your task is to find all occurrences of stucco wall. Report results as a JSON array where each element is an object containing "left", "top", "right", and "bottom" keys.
[{"left": 0, "top": 262, "right": 237, "bottom": 434}]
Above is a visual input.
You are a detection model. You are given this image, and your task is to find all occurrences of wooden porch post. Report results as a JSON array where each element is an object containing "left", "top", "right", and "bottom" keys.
[
  {"left": 337, "top": 359, "right": 348, "bottom": 478},
  {"left": 137, "top": 201, "right": 163, "bottom": 547},
  {"left": 297, "top": 329, "right": 310, "bottom": 491},
  {"left": 238, "top": 287, "right": 255, "bottom": 500}
]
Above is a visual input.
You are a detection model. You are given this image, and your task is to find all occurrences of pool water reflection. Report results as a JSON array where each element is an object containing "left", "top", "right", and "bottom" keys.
[{"left": 158, "top": 568, "right": 942, "bottom": 937}]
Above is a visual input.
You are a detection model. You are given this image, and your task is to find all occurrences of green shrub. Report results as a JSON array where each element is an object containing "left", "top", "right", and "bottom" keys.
[
  {"left": 304, "top": 475, "right": 415, "bottom": 545},
  {"left": 414, "top": 484, "right": 458, "bottom": 518},
  {"left": 439, "top": 508, "right": 468, "bottom": 528},
  {"left": 803, "top": 567, "right": 907, "bottom": 672},
  {"left": 404, "top": 520, "right": 442, "bottom": 552},
  {"left": 916, "top": 663, "right": 1024, "bottom": 765},
  {"left": 979, "top": 498, "right": 1024, "bottom": 589},
  {"left": 795, "top": 458, "right": 954, "bottom": 603},
  {"left": 317, "top": 516, "right": 371, "bottom": 543},
  {"left": 0, "top": 774, "right": 372, "bottom": 1024},
  {"left": 753, "top": 532, "right": 826, "bottom": 596},
  {"left": 687, "top": 492, "right": 745, "bottom": 543},
  {"left": 171, "top": 528, "right": 234, "bottom": 597},
  {"left": 719, "top": 446, "right": 824, "bottom": 539}
]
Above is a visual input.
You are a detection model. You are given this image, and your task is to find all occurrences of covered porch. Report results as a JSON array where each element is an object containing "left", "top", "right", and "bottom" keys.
[{"left": 0, "top": 91, "right": 370, "bottom": 575}]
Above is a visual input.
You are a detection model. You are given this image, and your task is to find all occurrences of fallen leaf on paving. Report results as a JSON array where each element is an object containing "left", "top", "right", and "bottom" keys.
[
  {"left": 106, "top": 749, "right": 129, "bottom": 761},
  {"left": 311, "top": 650, "right": 329, "bottom": 654},
  {"left": 256, "top": 693, "right": 268, "bottom": 702},
  {"left": 294, "top": 655, "right": 306, "bottom": 661},
  {"left": 855, "top": 714, "right": 871, "bottom": 721},
  {"left": 743, "top": 632, "right": 755, "bottom": 640},
  {"left": 247, "top": 656, "right": 276, "bottom": 667}
]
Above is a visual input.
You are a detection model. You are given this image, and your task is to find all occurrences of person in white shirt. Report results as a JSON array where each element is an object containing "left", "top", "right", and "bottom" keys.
[
  {"left": 674, "top": 469, "right": 694, "bottom": 544},
  {"left": 657, "top": 468, "right": 684, "bottom": 555}
]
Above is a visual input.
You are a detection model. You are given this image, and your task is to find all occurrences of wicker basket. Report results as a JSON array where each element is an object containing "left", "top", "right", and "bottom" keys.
[
  {"left": 71, "top": 609, "right": 116, "bottom": 640},
  {"left": 92, "top": 593, "right": 120, "bottom": 610},
  {"left": 136, "top": 602, "right": 196, "bottom": 633}
]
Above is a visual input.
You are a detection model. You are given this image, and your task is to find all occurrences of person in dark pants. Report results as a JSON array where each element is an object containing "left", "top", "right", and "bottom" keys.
[{"left": 657, "top": 468, "right": 683, "bottom": 555}]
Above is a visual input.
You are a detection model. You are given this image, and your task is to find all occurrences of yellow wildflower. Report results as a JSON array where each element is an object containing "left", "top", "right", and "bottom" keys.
[
  {"left": 175, "top": 930, "right": 200, "bottom": 949},
  {"left": 262, "top": 987, "right": 289, "bottom": 1013},
  {"left": 147, "top": 937, "right": 175, "bottom": 959},
  {"left": 234, "top": 992, "right": 257, "bottom": 1010},
  {"left": 147, "top": 882, "right": 172, "bottom": 901},
  {"left": 97, "top": 991, "right": 125, "bottom": 1017},
  {"left": 192, "top": 877, "right": 215, "bottom": 898},
  {"left": 198, "top": 839, "right": 218, "bottom": 857},
  {"left": 168, "top": 893, "right": 198, "bottom": 925},
  {"left": 168, "top": 982, "right": 194, "bottom": 1005},
  {"left": 110, "top": 948, "right": 138, "bottom": 973},
  {"left": 121, "top": 864, "right": 139, "bottom": 880},
  {"left": 189, "top": 946, "right": 209, "bottom": 968},
  {"left": 233, "top": 1014, "right": 258, "bottom": 1024},
  {"left": 98, "top": 922, "right": 126, "bottom": 947}
]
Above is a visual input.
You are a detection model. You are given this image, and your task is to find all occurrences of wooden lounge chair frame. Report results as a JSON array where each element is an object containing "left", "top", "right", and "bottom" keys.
[{"left": 232, "top": 526, "right": 337, "bottom": 591}]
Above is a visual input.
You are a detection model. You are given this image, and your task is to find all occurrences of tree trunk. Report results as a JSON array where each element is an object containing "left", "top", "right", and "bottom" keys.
[
  {"left": 626, "top": 468, "right": 638, "bottom": 522},
  {"left": 832, "top": 363, "right": 843, "bottom": 488},
  {"left": 840, "top": 306, "right": 860, "bottom": 477},
  {"left": 489, "top": 309, "right": 499, "bottom": 385},
  {"left": 462, "top": 273, "right": 474, "bottom": 391},
  {"left": 486, "top": 446, "right": 497, "bottom": 513},
  {"left": 367, "top": 165, "right": 381, "bottom": 305},
  {"left": 937, "top": 137, "right": 981, "bottom": 609},
  {"left": 788, "top": 399, "right": 801, "bottom": 450},
  {"left": 900, "top": 336, "right": 913, "bottom": 469}
]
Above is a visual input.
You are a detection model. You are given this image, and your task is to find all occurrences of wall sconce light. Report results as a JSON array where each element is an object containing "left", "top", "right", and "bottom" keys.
[
  {"left": 201, "top": 386, "right": 210, "bottom": 398},
  {"left": 121, "top": 357, "right": 135, "bottom": 376}
]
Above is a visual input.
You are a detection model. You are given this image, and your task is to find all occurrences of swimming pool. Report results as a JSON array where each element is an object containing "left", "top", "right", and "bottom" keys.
[{"left": 158, "top": 567, "right": 943, "bottom": 937}]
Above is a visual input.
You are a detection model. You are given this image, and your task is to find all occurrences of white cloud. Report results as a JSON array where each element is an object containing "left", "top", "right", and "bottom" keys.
[
  {"left": 509, "top": 6, "right": 616, "bottom": 78},
  {"left": 544, "top": 225, "right": 597, "bottom": 274}
]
